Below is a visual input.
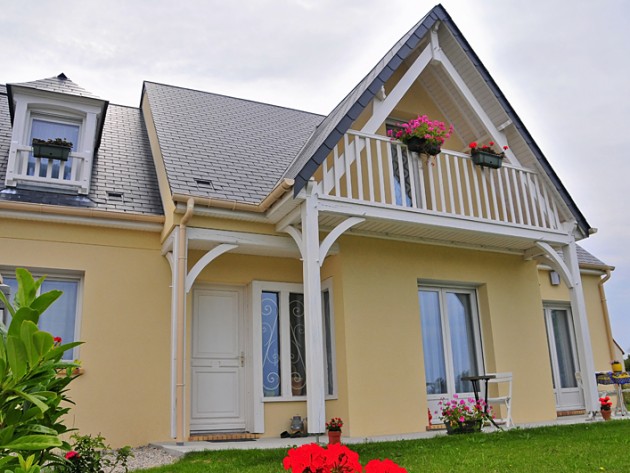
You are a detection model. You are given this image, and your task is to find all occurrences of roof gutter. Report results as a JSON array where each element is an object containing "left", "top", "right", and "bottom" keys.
[
  {"left": 172, "top": 178, "right": 294, "bottom": 214},
  {"left": 0, "top": 200, "right": 164, "bottom": 225},
  {"left": 598, "top": 269, "right": 617, "bottom": 361}
]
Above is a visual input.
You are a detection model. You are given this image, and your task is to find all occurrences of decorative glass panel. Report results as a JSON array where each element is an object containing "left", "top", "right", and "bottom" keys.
[
  {"left": 323, "top": 290, "right": 334, "bottom": 396},
  {"left": 261, "top": 291, "right": 281, "bottom": 397},
  {"left": 419, "top": 290, "right": 447, "bottom": 394},
  {"left": 447, "top": 292, "right": 477, "bottom": 393},
  {"left": 289, "top": 293, "right": 306, "bottom": 396}
]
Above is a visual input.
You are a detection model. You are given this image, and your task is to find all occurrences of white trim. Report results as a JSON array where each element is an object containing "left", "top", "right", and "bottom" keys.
[
  {"left": 5, "top": 88, "right": 104, "bottom": 194},
  {"left": 319, "top": 217, "right": 365, "bottom": 266},
  {"left": 185, "top": 244, "right": 238, "bottom": 293}
]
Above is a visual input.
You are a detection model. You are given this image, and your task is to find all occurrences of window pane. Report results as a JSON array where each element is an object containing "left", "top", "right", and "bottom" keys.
[
  {"left": 41, "top": 280, "right": 78, "bottom": 361},
  {"left": 2, "top": 276, "right": 78, "bottom": 361},
  {"left": 447, "top": 292, "right": 478, "bottom": 393},
  {"left": 29, "top": 119, "right": 79, "bottom": 179},
  {"left": 289, "top": 293, "right": 306, "bottom": 396},
  {"left": 551, "top": 309, "right": 578, "bottom": 388},
  {"left": 419, "top": 290, "right": 447, "bottom": 395},
  {"left": 1, "top": 277, "right": 18, "bottom": 327},
  {"left": 322, "top": 290, "right": 334, "bottom": 396},
  {"left": 261, "top": 292, "right": 281, "bottom": 397}
]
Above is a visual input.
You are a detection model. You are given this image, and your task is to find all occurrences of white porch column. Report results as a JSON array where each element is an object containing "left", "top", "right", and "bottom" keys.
[
  {"left": 562, "top": 240, "right": 599, "bottom": 414},
  {"left": 301, "top": 183, "right": 327, "bottom": 433}
]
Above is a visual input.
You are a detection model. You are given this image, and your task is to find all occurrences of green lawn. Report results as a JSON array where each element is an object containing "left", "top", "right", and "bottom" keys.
[{"left": 137, "top": 421, "right": 630, "bottom": 472}]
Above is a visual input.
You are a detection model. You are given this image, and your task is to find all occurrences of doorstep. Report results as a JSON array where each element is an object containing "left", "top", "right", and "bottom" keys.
[{"left": 188, "top": 432, "right": 259, "bottom": 442}]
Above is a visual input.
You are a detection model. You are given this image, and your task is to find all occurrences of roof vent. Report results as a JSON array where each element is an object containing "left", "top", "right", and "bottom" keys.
[
  {"left": 107, "top": 191, "right": 124, "bottom": 201},
  {"left": 195, "top": 178, "right": 214, "bottom": 188}
]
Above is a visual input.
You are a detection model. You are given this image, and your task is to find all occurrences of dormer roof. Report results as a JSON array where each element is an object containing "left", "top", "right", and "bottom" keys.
[{"left": 8, "top": 73, "right": 102, "bottom": 100}]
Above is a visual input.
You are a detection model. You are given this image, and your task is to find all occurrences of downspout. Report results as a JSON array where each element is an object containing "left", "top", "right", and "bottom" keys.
[
  {"left": 598, "top": 269, "right": 616, "bottom": 361},
  {"left": 175, "top": 198, "right": 194, "bottom": 445}
]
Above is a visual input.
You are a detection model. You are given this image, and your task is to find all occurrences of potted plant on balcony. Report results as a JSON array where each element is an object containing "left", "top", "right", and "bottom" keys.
[
  {"left": 600, "top": 395, "right": 613, "bottom": 420},
  {"left": 32, "top": 138, "right": 73, "bottom": 161},
  {"left": 439, "top": 394, "right": 490, "bottom": 434},
  {"left": 468, "top": 141, "right": 508, "bottom": 169},
  {"left": 325, "top": 417, "right": 343, "bottom": 445},
  {"left": 387, "top": 115, "right": 454, "bottom": 156}
]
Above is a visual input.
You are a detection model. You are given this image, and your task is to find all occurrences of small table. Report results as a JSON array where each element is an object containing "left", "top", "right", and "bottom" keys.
[
  {"left": 462, "top": 374, "right": 501, "bottom": 429},
  {"left": 596, "top": 372, "right": 630, "bottom": 416}
]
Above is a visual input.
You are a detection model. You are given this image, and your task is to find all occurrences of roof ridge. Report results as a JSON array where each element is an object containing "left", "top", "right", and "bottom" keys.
[{"left": 143, "top": 80, "right": 325, "bottom": 118}]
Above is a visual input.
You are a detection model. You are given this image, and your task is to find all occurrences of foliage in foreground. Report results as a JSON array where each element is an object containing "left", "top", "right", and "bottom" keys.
[
  {"left": 0, "top": 269, "right": 81, "bottom": 471},
  {"left": 135, "top": 421, "right": 630, "bottom": 473}
]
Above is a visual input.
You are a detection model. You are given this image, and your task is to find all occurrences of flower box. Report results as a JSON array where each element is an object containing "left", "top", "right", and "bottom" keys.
[
  {"left": 32, "top": 138, "right": 73, "bottom": 161},
  {"left": 445, "top": 419, "right": 483, "bottom": 435},
  {"left": 471, "top": 149, "right": 504, "bottom": 169}
]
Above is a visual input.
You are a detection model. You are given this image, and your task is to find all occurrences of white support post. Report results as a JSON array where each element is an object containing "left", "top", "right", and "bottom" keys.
[
  {"left": 534, "top": 239, "right": 598, "bottom": 414},
  {"left": 562, "top": 240, "right": 599, "bottom": 415},
  {"left": 301, "top": 182, "right": 327, "bottom": 433}
]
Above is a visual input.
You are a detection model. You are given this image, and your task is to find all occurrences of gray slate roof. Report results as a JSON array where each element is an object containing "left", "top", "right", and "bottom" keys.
[
  {"left": 0, "top": 85, "right": 162, "bottom": 216},
  {"left": 88, "top": 104, "right": 163, "bottom": 215},
  {"left": 8, "top": 73, "right": 101, "bottom": 100},
  {"left": 143, "top": 82, "right": 323, "bottom": 204}
]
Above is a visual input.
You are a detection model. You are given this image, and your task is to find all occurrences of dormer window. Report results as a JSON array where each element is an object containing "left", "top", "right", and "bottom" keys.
[
  {"left": 4, "top": 74, "right": 108, "bottom": 195},
  {"left": 29, "top": 116, "right": 80, "bottom": 180}
]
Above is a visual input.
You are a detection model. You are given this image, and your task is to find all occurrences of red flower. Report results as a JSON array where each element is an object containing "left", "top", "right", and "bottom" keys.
[
  {"left": 325, "top": 444, "right": 361, "bottom": 473},
  {"left": 365, "top": 459, "right": 408, "bottom": 473},
  {"left": 503, "top": 145, "right": 509, "bottom": 150},
  {"left": 468, "top": 141, "right": 477, "bottom": 149},
  {"left": 65, "top": 451, "right": 79, "bottom": 460},
  {"left": 488, "top": 141, "right": 494, "bottom": 146},
  {"left": 54, "top": 336, "right": 62, "bottom": 344}
]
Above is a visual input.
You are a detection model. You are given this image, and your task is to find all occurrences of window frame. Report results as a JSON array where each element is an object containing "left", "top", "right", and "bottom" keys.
[
  {"left": 252, "top": 279, "right": 337, "bottom": 403},
  {"left": 0, "top": 268, "right": 83, "bottom": 361},
  {"left": 418, "top": 284, "right": 485, "bottom": 400}
]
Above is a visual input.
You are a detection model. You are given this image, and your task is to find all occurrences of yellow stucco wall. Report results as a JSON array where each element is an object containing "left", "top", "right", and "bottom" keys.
[
  {"left": 0, "top": 218, "right": 171, "bottom": 448},
  {"left": 335, "top": 236, "right": 558, "bottom": 437}
]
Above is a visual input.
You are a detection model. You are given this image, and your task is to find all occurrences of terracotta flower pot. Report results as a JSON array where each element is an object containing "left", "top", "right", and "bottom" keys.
[
  {"left": 601, "top": 409, "right": 612, "bottom": 421},
  {"left": 327, "top": 430, "right": 342, "bottom": 444}
]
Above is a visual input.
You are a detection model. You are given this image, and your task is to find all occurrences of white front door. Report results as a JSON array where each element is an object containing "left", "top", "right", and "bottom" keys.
[
  {"left": 544, "top": 305, "right": 584, "bottom": 411},
  {"left": 191, "top": 287, "right": 246, "bottom": 432}
]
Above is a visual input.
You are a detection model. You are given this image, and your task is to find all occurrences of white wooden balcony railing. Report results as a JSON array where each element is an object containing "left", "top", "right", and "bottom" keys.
[
  {"left": 318, "top": 130, "right": 561, "bottom": 231},
  {"left": 5, "top": 145, "right": 91, "bottom": 194}
]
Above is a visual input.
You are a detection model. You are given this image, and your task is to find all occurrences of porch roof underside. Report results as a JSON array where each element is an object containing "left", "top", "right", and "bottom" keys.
[
  {"left": 315, "top": 200, "right": 572, "bottom": 254},
  {"left": 284, "top": 4, "right": 591, "bottom": 237}
]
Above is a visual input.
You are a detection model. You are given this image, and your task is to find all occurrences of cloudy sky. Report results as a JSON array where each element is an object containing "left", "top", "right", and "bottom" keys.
[{"left": 2, "top": 1, "right": 629, "bottom": 351}]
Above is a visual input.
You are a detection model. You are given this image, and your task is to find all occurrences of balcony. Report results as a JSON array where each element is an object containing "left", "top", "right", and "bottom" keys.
[
  {"left": 315, "top": 130, "right": 569, "bottom": 250},
  {"left": 5, "top": 145, "right": 91, "bottom": 194}
]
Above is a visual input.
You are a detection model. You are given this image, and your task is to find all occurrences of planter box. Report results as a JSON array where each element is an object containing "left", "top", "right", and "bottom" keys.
[
  {"left": 32, "top": 143, "right": 72, "bottom": 161},
  {"left": 404, "top": 137, "right": 441, "bottom": 156},
  {"left": 445, "top": 419, "right": 482, "bottom": 435},
  {"left": 471, "top": 149, "right": 503, "bottom": 169}
]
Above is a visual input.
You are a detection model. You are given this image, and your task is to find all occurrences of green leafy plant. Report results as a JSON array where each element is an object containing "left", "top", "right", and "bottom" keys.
[
  {"left": 62, "top": 433, "right": 132, "bottom": 473},
  {"left": 0, "top": 269, "right": 82, "bottom": 471}
]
